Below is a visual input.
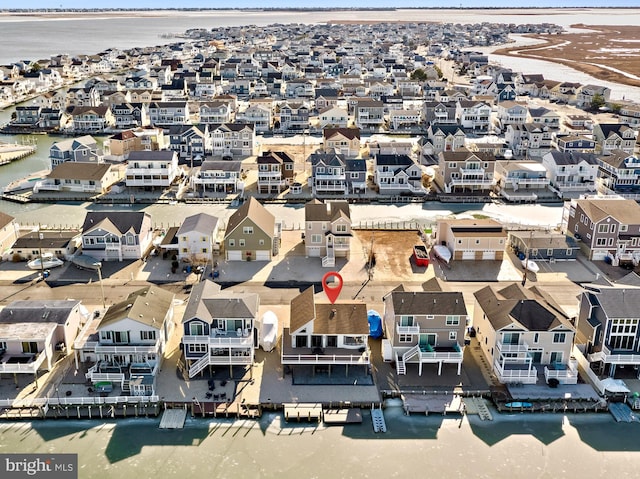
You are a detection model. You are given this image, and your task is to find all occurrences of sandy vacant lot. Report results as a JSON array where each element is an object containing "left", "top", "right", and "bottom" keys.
[{"left": 495, "top": 25, "right": 640, "bottom": 89}]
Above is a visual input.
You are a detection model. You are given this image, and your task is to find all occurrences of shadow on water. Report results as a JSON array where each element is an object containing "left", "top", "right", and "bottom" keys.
[
  {"left": 469, "top": 414, "right": 565, "bottom": 446},
  {"left": 340, "top": 407, "right": 444, "bottom": 440},
  {"left": 569, "top": 415, "right": 640, "bottom": 452}
]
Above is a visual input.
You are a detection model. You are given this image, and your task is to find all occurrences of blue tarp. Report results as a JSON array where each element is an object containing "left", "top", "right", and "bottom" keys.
[{"left": 367, "top": 310, "right": 383, "bottom": 339}]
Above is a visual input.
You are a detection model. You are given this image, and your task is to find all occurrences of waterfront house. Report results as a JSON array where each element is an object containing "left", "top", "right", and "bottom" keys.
[
  {"left": 199, "top": 101, "right": 233, "bottom": 124},
  {"left": 383, "top": 286, "right": 466, "bottom": 376},
  {"left": 354, "top": 99, "right": 385, "bottom": 130},
  {"left": 423, "top": 101, "right": 458, "bottom": 125},
  {"left": 308, "top": 150, "right": 348, "bottom": 196},
  {"left": 495, "top": 101, "right": 528, "bottom": 131},
  {"left": 304, "top": 199, "right": 351, "bottom": 267},
  {"left": 110, "top": 102, "right": 149, "bottom": 129},
  {"left": 35, "top": 162, "right": 123, "bottom": 195},
  {"left": 0, "top": 212, "right": 19, "bottom": 259},
  {"left": 576, "top": 84, "right": 611, "bottom": 109},
  {"left": 317, "top": 106, "right": 349, "bottom": 129},
  {"left": 595, "top": 149, "right": 640, "bottom": 197},
  {"left": 176, "top": 213, "right": 219, "bottom": 263},
  {"left": 541, "top": 151, "right": 598, "bottom": 199},
  {"left": 436, "top": 149, "right": 496, "bottom": 194},
  {"left": 14, "top": 105, "right": 41, "bottom": 126},
  {"left": 79, "top": 285, "right": 175, "bottom": 396},
  {"left": 148, "top": 101, "right": 189, "bottom": 126},
  {"left": 504, "top": 123, "right": 553, "bottom": 158},
  {"left": 493, "top": 159, "right": 551, "bottom": 202},
  {"left": 564, "top": 198, "right": 640, "bottom": 262},
  {"left": 181, "top": 280, "right": 258, "bottom": 378},
  {"left": 191, "top": 159, "right": 243, "bottom": 195},
  {"left": 322, "top": 127, "right": 361, "bottom": 157},
  {"left": 0, "top": 299, "right": 84, "bottom": 376},
  {"left": 592, "top": 123, "right": 637, "bottom": 156},
  {"left": 256, "top": 151, "right": 294, "bottom": 194},
  {"left": 9, "top": 229, "right": 79, "bottom": 261},
  {"left": 374, "top": 154, "right": 426, "bottom": 195},
  {"left": 435, "top": 218, "right": 506, "bottom": 261},
  {"left": 81, "top": 211, "right": 153, "bottom": 262},
  {"left": 388, "top": 109, "right": 421, "bottom": 131},
  {"left": 474, "top": 283, "right": 578, "bottom": 385},
  {"left": 368, "top": 140, "right": 413, "bottom": 157},
  {"left": 49, "top": 135, "right": 102, "bottom": 169},
  {"left": 207, "top": 123, "right": 255, "bottom": 158},
  {"left": 68, "top": 105, "right": 115, "bottom": 133},
  {"left": 618, "top": 103, "right": 640, "bottom": 127},
  {"left": 576, "top": 283, "right": 640, "bottom": 380},
  {"left": 125, "top": 150, "right": 179, "bottom": 189},
  {"left": 223, "top": 197, "right": 280, "bottom": 261},
  {"left": 508, "top": 230, "right": 579, "bottom": 263},
  {"left": 425, "top": 123, "right": 466, "bottom": 154},
  {"left": 281, "top": 287, "right": 370, "bottom": 380},
  {"left": 279, "top": 101, "right": 310, "bottom": 132},
  {"left": 236, "top": 102, "right": 272, "bottom": 133},
  {"left": 168, "top": 124, "right": 207, "bottom": 162}
]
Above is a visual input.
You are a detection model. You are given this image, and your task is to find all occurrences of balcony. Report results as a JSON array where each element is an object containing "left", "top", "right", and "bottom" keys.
[
  {"left": 281, "top": 342, "right": 370, "bottom": 365},
  {"left": 94, "top": 340, "right": 160, "bottom": 355},
  {"left": 593, "top": 344, "right": 640, "bottom": 365},
  {"left": 0, "top": 352, "right": 47, "bottom": 374},
  {"left": 449, "top": 178, "right": 494, "bottom": 187},
  {"left": 257, "top": 170, "right": 283, "bottom": 179},
  {"left": 494, "top": 359, "right": 538, "bottom": 384},
  {"left": 460, "top": 167, "right": 485, "bottom": 176},
  {"left": 496, "top": 338, "right": 531, "bottom": 354},
  {"left": 544, "top": 360, "right": 579, "bottom": 385},
  {"left": 182, "top": 333, "right": 253, "bottom": 348},
  {"left": 396, "top": 322, "right": 420, "bottom": 335},
  {"left": 509, "top": 177, "right": 550, "bottom": 186}
]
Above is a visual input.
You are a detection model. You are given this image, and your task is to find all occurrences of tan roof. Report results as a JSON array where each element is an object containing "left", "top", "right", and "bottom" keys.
[
  {"left": 226, "top": 197, "right": 275, "bottom": 238},
  {"left": 0, "top": 211, "right": 15, "bottom": 230},
  {"left": 48, "top": 161, "right": 111, "bottom": 180},
  {"left": 313, "top": 303, "right": 368, "bottom": 335},
  {"left": 575, "top": 199, "right": 640, "bottom": 225},
  {"left": 290, "top": 287, "right": 315, "bottom": 332},
  {"left": 100, "top": 285, "right": 174, "bottom": 329}
]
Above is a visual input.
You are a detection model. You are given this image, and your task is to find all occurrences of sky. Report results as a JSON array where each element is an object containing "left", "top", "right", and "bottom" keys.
[{"left": 7, "top": 1, "right": 640, "bottom": 9}]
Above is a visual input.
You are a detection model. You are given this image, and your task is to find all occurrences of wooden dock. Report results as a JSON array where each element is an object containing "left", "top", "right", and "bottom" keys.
[
  {"left": 323, "top": 408, "right": 362, "bottom": 425},
  {"left": 402, "top": 393, "right": 464, "bottom": 415},
  {"left": 283, "top": 403, "right": 322, "bottom": 422},
  {"left": 463, "top": 397, "right": 493, "bottom": 421},
  {"left": 159, "top": 408, "right": 187, "bottom": 429}
]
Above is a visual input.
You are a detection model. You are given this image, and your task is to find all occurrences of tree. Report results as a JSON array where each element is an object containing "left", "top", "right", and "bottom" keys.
[
  {"left": 590, "top": 93, "right": 605, "bottom": 112},
  {"left": 434, "top": 65, "right": 443, "bottom": 79},
  {"left": 410, "top": 68, "right": 428, "bottom": 82},
  {"left": 30, "top": 63, "right": 41, "bottom": 73},
  {"left": 610, "top": 103, "right": 622, "bottom": 114}
]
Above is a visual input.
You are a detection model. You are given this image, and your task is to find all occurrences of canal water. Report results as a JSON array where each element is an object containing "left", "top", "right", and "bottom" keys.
[{"left": 2, "top": 409, "right": 640, "bottom": 478}]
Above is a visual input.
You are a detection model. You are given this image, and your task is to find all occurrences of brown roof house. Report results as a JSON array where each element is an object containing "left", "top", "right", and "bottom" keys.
[
  {"left": 223, "top": 197, "right": 280, "bottom": 261},
  {"left": 75, "top": 285, "right": 175, "bottom": 396},
  {"left": 281, "top": 287, "right": 371, "bottom": 383},
  {"left": 382, "top": 285, "right": 467, "bottom": 376},
  {"left": 0, "top": 212, "right": 18, "bottom": 260}
]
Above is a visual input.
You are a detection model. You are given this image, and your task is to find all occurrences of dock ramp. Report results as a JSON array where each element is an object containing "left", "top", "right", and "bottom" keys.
[
  {"left": 371, "top": 406, "right": 386, "bottom": 433},
  {"left": 609, "top": 402, "right": 637, "bottom": 423}
]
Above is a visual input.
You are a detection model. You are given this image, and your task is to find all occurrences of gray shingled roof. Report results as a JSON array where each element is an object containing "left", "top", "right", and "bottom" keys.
[
  {"left": 0, "top": 300, "right": 81, "bottom": 325},
  {"left": 177, "top": 213, "right": 218, "bottom": 236}
]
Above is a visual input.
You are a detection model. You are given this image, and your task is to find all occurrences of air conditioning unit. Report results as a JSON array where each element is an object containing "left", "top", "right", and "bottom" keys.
[{"left": 550, "top": 257, "right": 556, "bottom": 264}]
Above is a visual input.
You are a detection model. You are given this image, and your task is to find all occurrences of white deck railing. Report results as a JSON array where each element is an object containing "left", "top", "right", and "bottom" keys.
[{"left": 282, "top": 352, "right": 370, "bottom": 365}]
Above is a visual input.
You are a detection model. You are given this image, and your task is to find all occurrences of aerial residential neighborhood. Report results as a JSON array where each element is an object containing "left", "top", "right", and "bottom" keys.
[{"left": 1, "top": 15, "right": 640, "bottom": 437}]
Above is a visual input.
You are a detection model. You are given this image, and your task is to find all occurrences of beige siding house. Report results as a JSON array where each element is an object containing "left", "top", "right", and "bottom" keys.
[
  {"left": 435, "top": 218, "right": 507, "bottom": 261},
  {"left": 304, "top": 199, "right": 351, "bottom": 267}
]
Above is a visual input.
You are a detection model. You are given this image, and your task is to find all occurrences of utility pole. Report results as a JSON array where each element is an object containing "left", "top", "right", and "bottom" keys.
[
  {"left": 97, "top": 263, "right": 106, "bottom": 309},
  {"left": 38, "top": 223, "right": 45, "bottom": 279}
]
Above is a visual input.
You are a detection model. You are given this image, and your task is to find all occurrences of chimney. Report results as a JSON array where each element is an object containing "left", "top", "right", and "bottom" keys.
[
  {"left": 330, "top": 309, "right": 337, "bottom": 319},
  {"left": 326, "top": 202, "right": 331, "bottom": 215}
]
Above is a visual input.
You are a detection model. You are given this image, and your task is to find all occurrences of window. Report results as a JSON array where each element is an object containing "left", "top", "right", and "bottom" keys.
[
  {"left": 344, "top": 336, "right": 365, "bottom": 346},
  {"left": 229, "top": 239, "right": 235, "bottom": 247},
  {"left": 399, "top": 334, "right": 412, "bottom": 343},
  {"left": 449, "top": 331, "right": 457, "bottom": 341},
  {"left": 188, "top": 344, "right": 207, "bottom": 354},
  {"left": 598, "top": 224, "right": 609, "bottom": 233},
  {"left": 202, "top": 248, "right": 208, "bottom": 253},
  {"left": 553, "top": 332, "right": 566, "bottom": 343},
  {"left": 22, "top": 341, "right": 38, "bottom": 354},
  {"left": 259, "top": 239, "right": 264, "bottom": 246},
  {"left": 243, "top": 226, "right": 253, "bottom": 234},
  {"left": 189, "top": 322, "right": 204, "bottom": 336},
  {"left": 336, "top": 224, "right": 347, "bottom": 233},
  {"left": 0, "top": 341, "right": 6, "bottom": 352},
  {"left": 620, "top": 225, "right": 628, "bottom": 232},
  {"left": 311, "top": 234, "right": 322, "bottom": 244},
  {"left": 239, "top": 239, "right": 245, "bottom": 247},
  {"left": 446, "top": 316, "right": 459, "bottom": 326},
  {"left": 596, "top": 238, "right": 607, "bottom": 246},
  {"left": 141, "top": 330, "right": 156, "bottom": 341}
]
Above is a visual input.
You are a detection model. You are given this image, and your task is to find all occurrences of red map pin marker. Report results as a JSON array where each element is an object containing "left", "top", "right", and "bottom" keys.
[{"left": 322, "top": 271, "right": 343, "bottom": 304}]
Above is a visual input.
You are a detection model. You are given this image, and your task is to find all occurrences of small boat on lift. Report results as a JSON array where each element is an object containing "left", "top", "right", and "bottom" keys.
[
  {"left": 27, "top": 253, "right": 64, "bottom": 270},
  {"left": 522, "top": 259, "right": 539, "bottom": 273}
]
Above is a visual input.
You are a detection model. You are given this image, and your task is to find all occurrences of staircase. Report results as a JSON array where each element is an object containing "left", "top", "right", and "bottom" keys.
[
  {"left": 395, "top": 353, "right": 406, "bottom": 375},
  {"left": 322, "top": 245, "right": 335, "bottom": 267},
  {"left": 188, "top": 354, "right": 211, "bottom": 379}
]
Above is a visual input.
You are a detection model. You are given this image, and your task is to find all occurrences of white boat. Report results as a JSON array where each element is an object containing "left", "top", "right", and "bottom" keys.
[
  {"left": 522, "top": 259, "right": 539, "bottom": 273},
  {"left": 258, "top": 310, "right": 278, "bottom": 352},
  {"left": 433, "top": 245, "right": 452, "bottom": 264},
  {"left": 27, "top": 253, "right": 64, "bottom": 270}
]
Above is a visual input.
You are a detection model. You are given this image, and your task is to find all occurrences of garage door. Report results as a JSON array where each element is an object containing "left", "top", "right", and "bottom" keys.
[
  {"left": 591, "top": 250, "right": 607, "bottom": 261},
  {"left": 307, "top": 246, "right": 321, "bottom": 257},
  {"left": 482, "top": 251, "right": 495, "bottom": 260},
  {"left": 255, "top": 250, "right": 271, "bottom": 261},
  {"left": 462, "top": 251, "right": 475, "bottom": 260},
  {"left": 227, "top": 250, "right": 242, "bottom": 261}
]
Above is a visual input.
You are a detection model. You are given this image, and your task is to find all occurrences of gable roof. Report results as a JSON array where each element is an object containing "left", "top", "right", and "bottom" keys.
[
  {"left": 183, "top": 279, "right": 257, "bottom": 324},
  {"left": 82, "top": 211, "right": 150, "bottom": 235},
  {"left": 100, "top": 285, "right": 174, "bottom": 329},
  {"left": 0, "top": 212, "right": 15, "bottom": 230},
  {"left": 48, "top": 161, "right": 111, "bottom": 180},
  {"left": 177, "top": 213, "right": 218, "bottom": 236},
  {"left": 386, "top": 291, "right": 467, "bottom": 316},
  {"left": 225, "top": 197, "right": 275, "bottom": 238},
  {"left": 574, "top": 198, "right": 640, "bottom": 225},
  {"left": 305, "top": 199, "right": 351, "bottom": 222}
]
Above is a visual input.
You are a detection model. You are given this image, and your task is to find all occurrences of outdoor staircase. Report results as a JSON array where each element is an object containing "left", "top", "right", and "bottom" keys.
[
  {"left": 188, "top": 354, "right": 211, "bottom": 379},
  {"left": 322, "top": 245, "right": 335, "bottom": 267},
  {"left": 395, "top": 353, "right": 406, "bottom": 375}
]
